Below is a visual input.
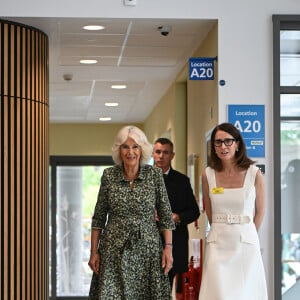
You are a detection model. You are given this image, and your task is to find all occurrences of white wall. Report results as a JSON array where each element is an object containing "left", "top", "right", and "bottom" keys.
[{"left": 2, "top": 1, "right": 300, "bottom": 298}]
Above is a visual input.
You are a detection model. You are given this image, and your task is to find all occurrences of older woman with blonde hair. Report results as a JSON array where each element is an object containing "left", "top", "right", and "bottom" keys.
[{"left": 88, "top": 125, "right": 175, "bottom": 299}]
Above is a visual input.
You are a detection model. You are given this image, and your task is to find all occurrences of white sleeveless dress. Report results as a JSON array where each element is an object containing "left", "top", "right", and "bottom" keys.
[{"left": 198, "top": 165, "right": 268, "bottom": 300}]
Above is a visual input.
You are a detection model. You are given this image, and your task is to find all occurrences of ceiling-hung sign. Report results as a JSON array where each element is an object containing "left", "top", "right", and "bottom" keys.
[
  {"left": 189, "top": 57, "right": 216, "bottom": 80},
  {"left": 228, "top": 104, "right": 265, "bottom": 158}
]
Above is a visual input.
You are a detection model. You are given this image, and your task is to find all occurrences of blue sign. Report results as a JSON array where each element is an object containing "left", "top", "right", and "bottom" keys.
[
  {"left": 189, "top": 57, "right": 215, "bottom": 80},
  {"left": 228, "top": 105, "right": 265, "bottom": 157}
]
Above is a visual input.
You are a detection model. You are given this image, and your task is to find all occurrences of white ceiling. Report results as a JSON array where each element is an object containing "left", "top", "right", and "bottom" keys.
[{"left": 5, "top": 17, "right": 216, "bottom": 124}]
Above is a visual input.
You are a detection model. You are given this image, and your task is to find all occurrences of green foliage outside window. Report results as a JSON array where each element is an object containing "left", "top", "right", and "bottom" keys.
[
  {"left": 281, "top": 130, "right": 300, "bottom": 145},
  {"left": 82, "top": 166, "right": 108, "bottom": 217}
]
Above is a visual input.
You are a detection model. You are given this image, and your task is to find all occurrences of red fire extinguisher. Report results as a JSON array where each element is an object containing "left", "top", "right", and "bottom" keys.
[{"left": 181, "top": 256, "right": 198, "bottom": 300}]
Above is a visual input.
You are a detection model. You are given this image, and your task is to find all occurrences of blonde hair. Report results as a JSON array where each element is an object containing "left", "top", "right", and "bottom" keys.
[{"left": 112, "top": 125, "right": 153, "bottom": 165}]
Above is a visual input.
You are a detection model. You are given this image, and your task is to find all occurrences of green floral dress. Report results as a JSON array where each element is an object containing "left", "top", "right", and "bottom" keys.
[{"left": 88, "top": 164, "right": 175, "bottom": 300}]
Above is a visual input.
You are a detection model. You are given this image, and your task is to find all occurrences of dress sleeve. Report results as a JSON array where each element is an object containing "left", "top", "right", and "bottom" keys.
[
  {"left": 91, "top": 169, "right": 109, "bottom": 230},
  {"left": 155, "top": 167, "right": 176, "bottom": 231}
]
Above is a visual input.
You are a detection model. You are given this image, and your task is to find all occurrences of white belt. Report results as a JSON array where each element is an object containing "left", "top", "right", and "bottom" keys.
[{"left": 212, "top": 214, "right": 251, "bottom": 224}]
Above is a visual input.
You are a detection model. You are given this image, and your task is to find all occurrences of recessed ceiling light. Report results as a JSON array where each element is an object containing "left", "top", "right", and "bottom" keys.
[
  {"left": 99, "top": 117, "right": 111, "bottom": 121},
  {"left": 80, "top": 59, "right": 98, "bottom": 64},
  {"left": 105, "top": 102, "right": 119, "bottom": 107},
  {"left": 111, "top": 84, "right": 127, "bottom": 89},
  {"left": 83, "top": 25, "right": 105, "bottom": 31}
]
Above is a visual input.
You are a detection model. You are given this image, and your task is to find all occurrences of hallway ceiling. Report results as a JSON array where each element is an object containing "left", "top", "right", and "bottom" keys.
[{"left": 5, "top": 17, "right": 215, "bottom": 124}]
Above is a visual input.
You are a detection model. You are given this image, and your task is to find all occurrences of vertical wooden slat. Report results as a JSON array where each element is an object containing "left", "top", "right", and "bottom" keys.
[
  {"left": 22, "top": 96, "right": 26, "bottom": 300},
  {"left": 34, "top": 33, "right": 38, "bottom": 298},
  {"left": 10, "top": 93, "right": 15, "bottom": 300},
  {"left": 7, "top": 23, "right": 11, "bottom": 300},
  {"left": 10, "top": 24, "right": 15, "bottom": 300},
  {"left": 3, "top": 23, "right": 8, "bottom": 96},
  {"left": 3, "top": 97, "right": 8, "bottom": 300},
  {"left": 23, "top": 25, "right": 28, "bottom": 300},
  {"left": 0, "top": 22, "right": 2, "bottom": 300},
  {"left": 15, "top": 24, "right": 21, "bottom": 300},
  {"left": 29, "top": 27, "right": 33, "bottom": 300},
  {"left": 28, "top": 91, "right": 32, "bottom": 300},
  {"left": 37, "top": 42, "right": 41, "bottom": 299},
  {"left": 3, "top": 23, "right": 9, "bottom": 300},
  {"left": 16, "top": 100, "right": 21, "bottom": 300},
  {"left": 10, "top": 26, "right": 14, "bottom": 297},
  {"left": 22, "top": 27, "right": 26, "bottom": 102},
  {"left": 1, "top": 21, "right": 3, "bottom": 300}
]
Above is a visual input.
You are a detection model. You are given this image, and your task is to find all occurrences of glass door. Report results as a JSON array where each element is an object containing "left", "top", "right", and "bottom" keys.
[
  {"left": 49, "top": 156, "right": 113, "bottom": 299},
  {"left": 280, "top": 102, "right": 300, "bottom": 297},
  {"left": 278, "top": 23, "right": 300, "bottom": 299},
  {"left": 274, "top": 16, "right": 300, "bottom": 299}
]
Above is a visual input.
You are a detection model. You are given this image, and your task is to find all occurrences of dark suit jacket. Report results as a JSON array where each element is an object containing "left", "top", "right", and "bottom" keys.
[{"left": 163, "top": 168, "right": 200, "bottom": 273}]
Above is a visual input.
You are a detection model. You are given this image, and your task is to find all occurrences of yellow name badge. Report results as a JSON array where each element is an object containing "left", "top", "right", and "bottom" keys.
[{"left": 212, "top": 187, "right": 224, "bottom": 194}]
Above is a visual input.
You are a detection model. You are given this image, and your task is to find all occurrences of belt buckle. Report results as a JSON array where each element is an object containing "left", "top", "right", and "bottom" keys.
[{"left": 227, "top": 214, "right": 232, "bottom": 224}]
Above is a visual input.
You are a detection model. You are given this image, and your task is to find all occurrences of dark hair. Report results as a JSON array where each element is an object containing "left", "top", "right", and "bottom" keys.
[
  {"left": 154, "top": 137, "right": 174, "bottom": 152},
  {"left": 208, "top": 123, "right": 255, "bottom": 171}
]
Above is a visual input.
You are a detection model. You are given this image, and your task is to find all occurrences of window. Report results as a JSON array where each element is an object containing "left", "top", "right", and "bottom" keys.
[
  {"left": 49, "top": 156, "right": 113, "bottom": 299},
  {"left": 273, "top": 15, "right": 300, "bottom": 300}
]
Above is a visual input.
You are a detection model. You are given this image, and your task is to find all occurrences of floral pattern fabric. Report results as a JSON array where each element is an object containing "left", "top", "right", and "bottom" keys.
[{"left": 88, "top": 164, "right": 175, "bottom": 300}]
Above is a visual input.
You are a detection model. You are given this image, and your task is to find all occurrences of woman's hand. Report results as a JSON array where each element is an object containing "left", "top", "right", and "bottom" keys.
[
  {"left": 88, "top": 252, "right": 100, "bottom": 275},
  {"left": 89, "top": 229, "right": 101, "bottom": 274},
  {"left": 162, "top": 245, "right": 173, "bottom": 275}
]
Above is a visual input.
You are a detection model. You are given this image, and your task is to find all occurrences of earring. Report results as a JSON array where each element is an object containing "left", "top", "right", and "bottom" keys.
[{"left": 236, "top": 148, "right": 239, "bottom": 152}]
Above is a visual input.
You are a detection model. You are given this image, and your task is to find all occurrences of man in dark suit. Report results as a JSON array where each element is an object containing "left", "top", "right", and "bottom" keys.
[{"left": 153, "top": 137, "right": 200, "bottom": 295}]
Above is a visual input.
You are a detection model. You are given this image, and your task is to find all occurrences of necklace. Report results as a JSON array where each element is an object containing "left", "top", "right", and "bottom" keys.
[
  {"left": 126, "top": 175, "right": 136, "bottom": 181},
  {"left": 126, "top": 176, "right": 136, "bottom": 190},
  {"left": 124, "top": 168, "right": 138, "bottom": 186}
]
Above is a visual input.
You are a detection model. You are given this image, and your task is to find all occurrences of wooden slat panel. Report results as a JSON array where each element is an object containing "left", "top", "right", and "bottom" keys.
[{"left": 0, "top": 19, "right": 49, "bottom": 300}]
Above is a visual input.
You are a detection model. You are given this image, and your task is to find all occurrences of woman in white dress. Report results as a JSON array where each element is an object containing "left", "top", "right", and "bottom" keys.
[{"left": 199, "top": 123, "right": 268, "bottom": 300}]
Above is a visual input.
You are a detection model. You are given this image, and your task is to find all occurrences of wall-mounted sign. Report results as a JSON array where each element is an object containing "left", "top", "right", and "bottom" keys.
[
  {"left": 228, "top": 104, "right": 265, "bottom": 158},
  {"left": 189, "top": 57, "right": 215, "bottom": 80}
]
